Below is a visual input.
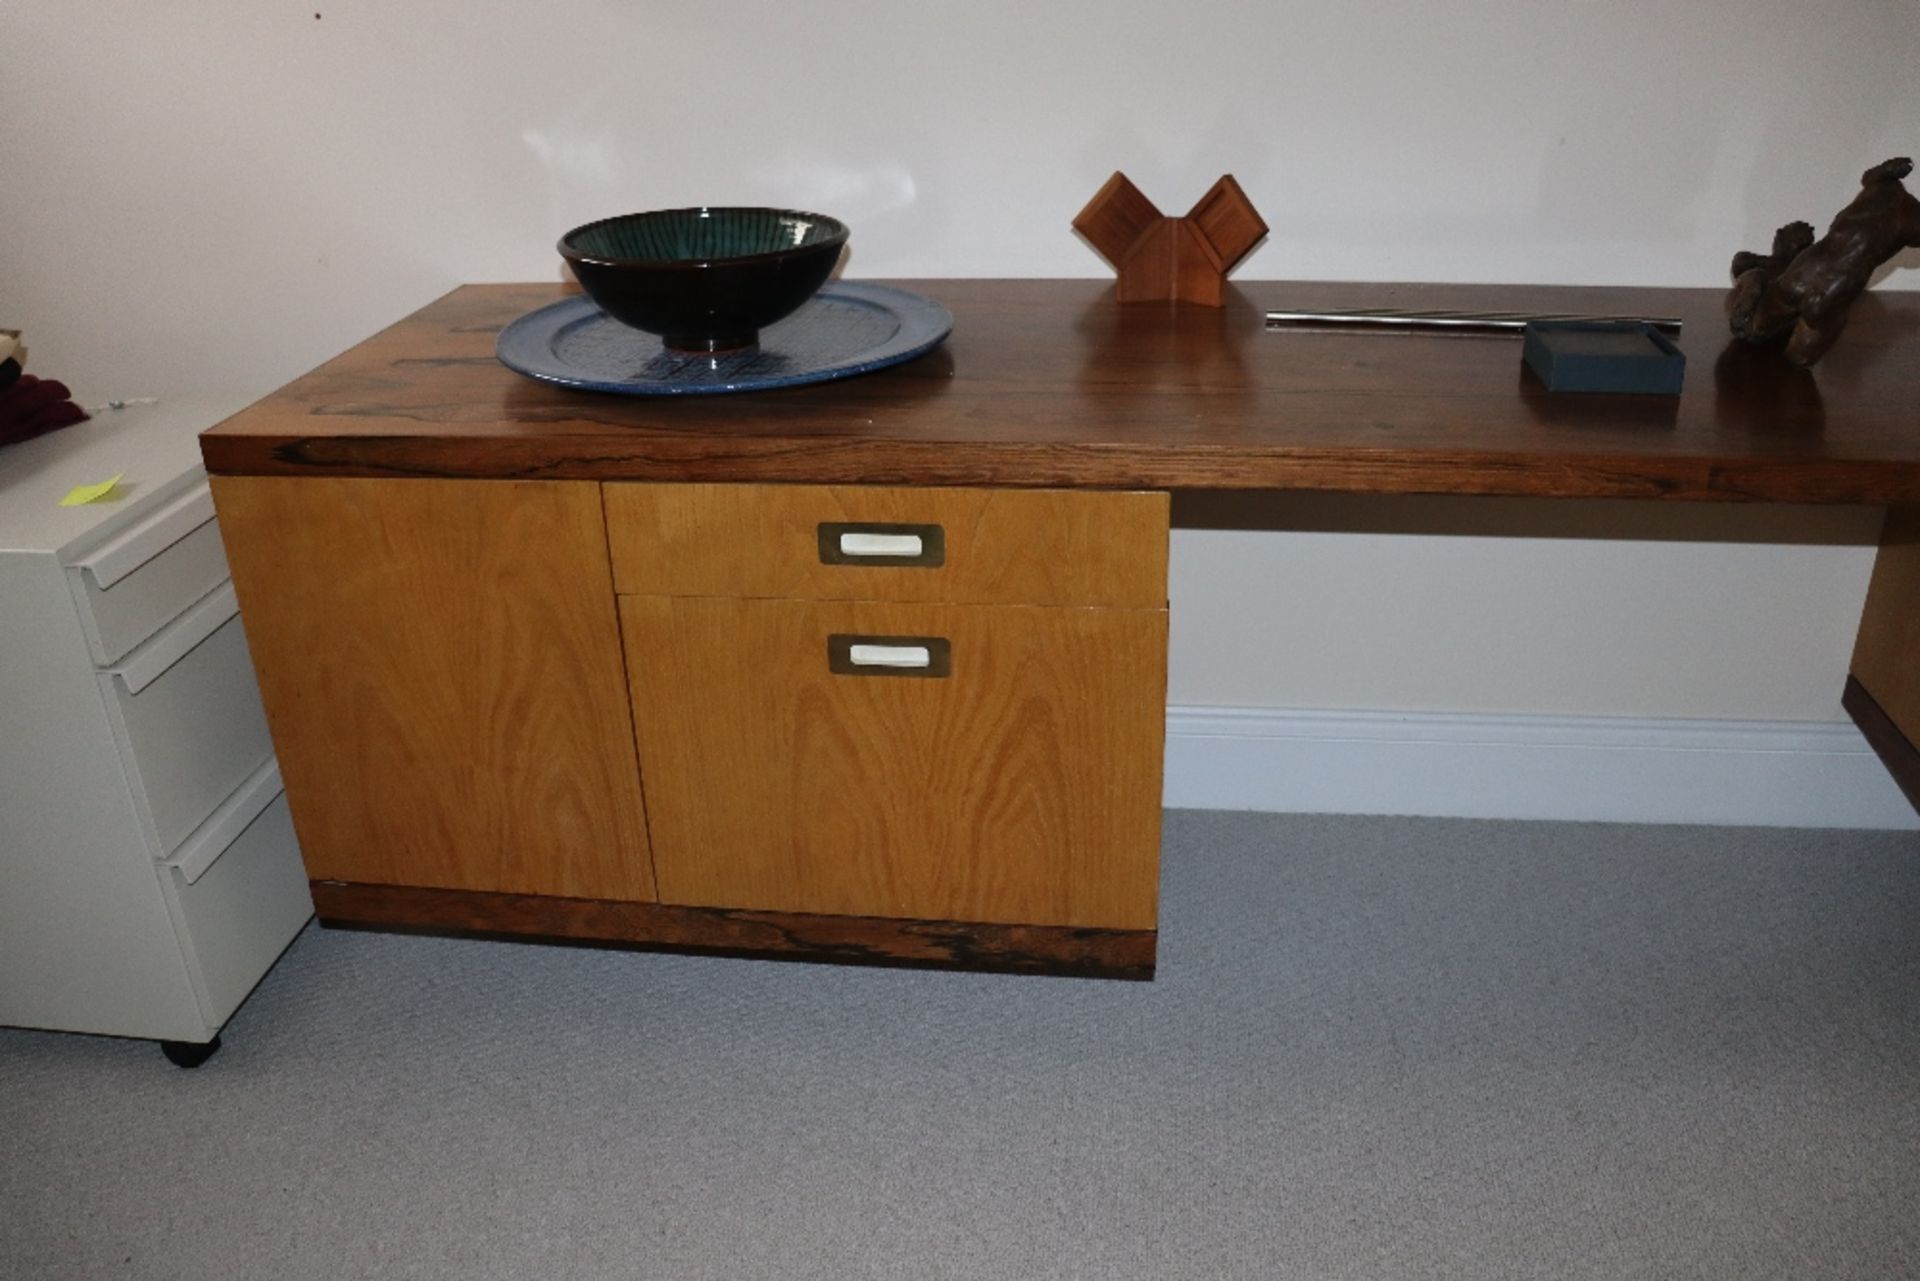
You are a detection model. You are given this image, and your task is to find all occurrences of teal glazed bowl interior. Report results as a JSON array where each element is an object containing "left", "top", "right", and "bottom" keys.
[{"left": 559, "top": 207, "right": 849, "bottom": 353}]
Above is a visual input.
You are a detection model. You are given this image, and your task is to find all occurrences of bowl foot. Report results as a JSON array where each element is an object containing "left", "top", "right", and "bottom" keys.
[{"left": 664, "top": 331, "right": 758, "bottom": 354}]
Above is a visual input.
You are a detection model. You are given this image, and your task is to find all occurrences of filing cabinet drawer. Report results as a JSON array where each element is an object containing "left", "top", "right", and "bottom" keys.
[
  {"left": 164, "top": 783, "right": 312, "bottom": 1025},
  {"left": 100, "top": 582, "right": 274, "bottom": 855},
  {"left": 621, "top": 593, "right": 1166, "bottom": 928},
  {"left": 605, "top": 483, "right": 1168, "bottom": 608},
  {"left": 66, "top": 480, "right": 231, "bottom": 665}
]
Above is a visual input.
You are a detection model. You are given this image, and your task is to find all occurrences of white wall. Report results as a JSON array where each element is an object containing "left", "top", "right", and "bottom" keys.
[{"left": 5, "top": 1, "right": 1916, "bottom": 723}]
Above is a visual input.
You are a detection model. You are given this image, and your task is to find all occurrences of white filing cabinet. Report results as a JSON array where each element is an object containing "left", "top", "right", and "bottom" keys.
[{"left": 0, "top": 396, "right": 312, "bottom": 1065}]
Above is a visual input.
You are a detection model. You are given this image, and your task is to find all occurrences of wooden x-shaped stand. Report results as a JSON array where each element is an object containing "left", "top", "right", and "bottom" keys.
[{"left": 1073, "top": 172, "right": 1269, "bottom": 306}]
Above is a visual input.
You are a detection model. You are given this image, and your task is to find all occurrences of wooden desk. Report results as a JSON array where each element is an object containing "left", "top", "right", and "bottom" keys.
[{"left": 202, "top": 280, "right": 1920, "bottom": 977}]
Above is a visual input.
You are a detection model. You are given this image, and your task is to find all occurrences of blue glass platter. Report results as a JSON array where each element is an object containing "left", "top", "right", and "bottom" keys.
[{"left": 494, "top": 281, "right": 953, "bottom": 395}]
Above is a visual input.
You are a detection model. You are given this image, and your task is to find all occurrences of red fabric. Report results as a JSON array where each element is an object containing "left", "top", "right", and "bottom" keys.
[{"left": 0, "top": 374, "right": 89, "bottom": 447}]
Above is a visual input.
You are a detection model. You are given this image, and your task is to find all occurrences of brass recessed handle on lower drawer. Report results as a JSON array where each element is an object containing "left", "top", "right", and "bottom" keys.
[
  {"left": 827, "top": 633, "right": 952, "bottom": 678},
  {"left": 817, "top": 522, "right": 945, "bottom": 567}
]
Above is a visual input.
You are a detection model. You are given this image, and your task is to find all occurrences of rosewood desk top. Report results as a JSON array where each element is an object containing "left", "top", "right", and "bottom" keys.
[{"left": 201, "top": 279, "right": 1920, "bottom": 504}]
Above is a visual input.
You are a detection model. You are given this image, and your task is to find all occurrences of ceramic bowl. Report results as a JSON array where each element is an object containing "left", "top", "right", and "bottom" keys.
[{"left": 558, "top": 208, "right": 849, "bottom": 353}]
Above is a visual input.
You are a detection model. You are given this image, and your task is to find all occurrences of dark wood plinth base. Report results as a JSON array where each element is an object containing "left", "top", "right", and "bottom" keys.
[
  {"left": 1844, "top": 675, "right": 1920, "bottom": 816},
  {"left": 310, "top": 881, "right": 1157, "bottom": 980}
]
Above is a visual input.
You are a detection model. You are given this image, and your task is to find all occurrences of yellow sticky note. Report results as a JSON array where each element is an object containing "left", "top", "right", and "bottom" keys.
[{"left": 58, "top": 474, "right": 124, "bottom": 507}]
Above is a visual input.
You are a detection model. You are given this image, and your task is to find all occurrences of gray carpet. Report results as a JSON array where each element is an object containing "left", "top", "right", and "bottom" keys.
[{"left": 4, "top": 811, "right": 1919, "bottom": 1280}]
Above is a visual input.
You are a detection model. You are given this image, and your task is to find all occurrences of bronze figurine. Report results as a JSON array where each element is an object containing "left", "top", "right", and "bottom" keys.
[{"left": 1728, "top": 157, "right": 1920, "bottom": 366}]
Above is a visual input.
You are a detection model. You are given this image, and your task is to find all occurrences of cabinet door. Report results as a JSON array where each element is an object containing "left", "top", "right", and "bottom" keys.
[
  {"left": 622, "top": 595, "right": 1165, "bottom": 929},
  {"left": 212, "top": 477, "right": 656, "bottom": 901}
]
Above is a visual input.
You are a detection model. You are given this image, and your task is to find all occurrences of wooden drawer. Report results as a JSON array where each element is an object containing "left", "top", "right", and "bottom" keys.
[
  {"left": 100, "top": 582, "right": 274, "bottom": 855},
  {"left": 605, "top": 483, "right": 1168, "bottom": 608},
  {"left": 64, "top": 479, "right": 231, "bottom": 665},
  {"left": 621, "top": 593, "right": 1166, "bottom": 929}
]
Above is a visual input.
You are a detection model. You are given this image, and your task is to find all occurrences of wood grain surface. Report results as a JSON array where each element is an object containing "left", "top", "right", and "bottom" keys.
[
  {"left": 621, "top": 594, "right": 1167, "bottom": 928},
  {"left": 605, "top": 483, "right": 1168, "bottom": 607},
  {"left": 1071, "top": 172, "right": 1165, "bottom": 270},
  {"left": 212, "top": 476, "right": 657, "bottom": 900},
  {"left": 310, "top": 880, "right": 1156, "bottom": 979},
  {"left": 1851, "top": 506, "right": 1920, "bottom": 745},
  {"left": 1121, "top": 219, "right": 1226, "bottom": 307},
  {"left": 200, "top": 279, "right": 1920, "bottom": 503},
  {"left": 1186, "top": 175, "right": 1268, "bottom": 273}
]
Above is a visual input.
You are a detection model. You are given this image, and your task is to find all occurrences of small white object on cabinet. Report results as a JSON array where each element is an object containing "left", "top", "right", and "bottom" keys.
[{"left": 0, "top": 396, "right": 312, "bottom": 1064}]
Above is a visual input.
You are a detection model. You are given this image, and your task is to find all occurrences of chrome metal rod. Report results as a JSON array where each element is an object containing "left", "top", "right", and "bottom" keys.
[{"left": 1264, "top": 308, "right": 1683, "bottom": 336}]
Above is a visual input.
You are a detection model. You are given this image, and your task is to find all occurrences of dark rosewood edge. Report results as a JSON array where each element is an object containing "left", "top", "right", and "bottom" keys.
[
  {"left": 310, "top": 881, "right": 1157, "bottom": 980},
  {"left": 1843, "top": 675, "right": 1920, "bottom": 816},
  {"left": 193, "top": 434, "right": 1920, "bottom": 505}
]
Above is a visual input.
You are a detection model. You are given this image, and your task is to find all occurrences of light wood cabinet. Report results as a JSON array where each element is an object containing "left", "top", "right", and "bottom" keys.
[{"left": 216, "top": 473, "right": 1169, "bottom": 974}]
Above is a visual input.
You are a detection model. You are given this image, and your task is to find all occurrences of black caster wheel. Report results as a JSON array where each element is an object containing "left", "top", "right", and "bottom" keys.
[{"left": 159, "top": 1035, "right": 222, "bottom": 1069}]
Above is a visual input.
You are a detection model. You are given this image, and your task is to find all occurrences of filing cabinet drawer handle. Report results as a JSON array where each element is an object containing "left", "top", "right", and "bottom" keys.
[
  {"left": 828, "top": 634, "right": 952, "bottom": 678},
  {"left": 167, "top": 760, "right": 282, "bottom": 884},
  {"left": 817, "top": 522, "right": 945, "bottom": 568},
  {"left": 110, "top": 581, "right": 240, "bottom": 695},
  {"left": 71, "top": 481, "right": 217, "bottom": 589}
]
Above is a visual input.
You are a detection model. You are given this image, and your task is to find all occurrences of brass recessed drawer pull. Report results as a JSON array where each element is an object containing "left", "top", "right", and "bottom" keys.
[
  {"left": 828, "top": 633, "right": 952, "bottom": 678},
  {"left": 817, "top": 522, "right": 945, "bottom": 567}
]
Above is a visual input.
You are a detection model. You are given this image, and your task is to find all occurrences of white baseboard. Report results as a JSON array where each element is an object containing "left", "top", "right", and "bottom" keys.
[{"left": 1164, "top": 705, "right": 1920, "bottom": 830}]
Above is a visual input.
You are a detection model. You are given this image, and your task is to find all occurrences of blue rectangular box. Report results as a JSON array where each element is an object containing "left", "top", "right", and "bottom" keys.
[{"left": 1522, "top": 321, "right": 1686, "bottom": 395}]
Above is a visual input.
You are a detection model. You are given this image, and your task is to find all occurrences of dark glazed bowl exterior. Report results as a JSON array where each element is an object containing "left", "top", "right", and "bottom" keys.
[{"left": 559, "top": 208, "right": 849, "bottom": 352}]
